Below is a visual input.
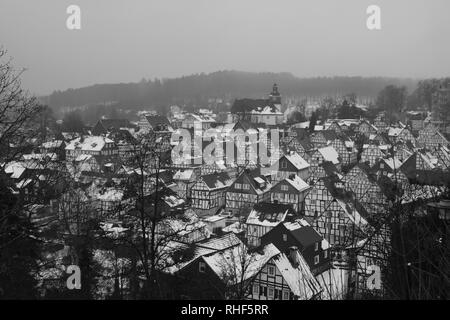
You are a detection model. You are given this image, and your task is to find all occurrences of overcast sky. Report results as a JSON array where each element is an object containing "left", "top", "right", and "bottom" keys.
[{"left": 1, "top": 0, "right": 449, "bottom": 95}]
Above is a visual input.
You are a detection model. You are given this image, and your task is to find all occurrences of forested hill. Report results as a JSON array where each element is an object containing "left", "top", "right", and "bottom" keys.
[{"left": 43, "top": 71, "right": 418, "bottom": 111}]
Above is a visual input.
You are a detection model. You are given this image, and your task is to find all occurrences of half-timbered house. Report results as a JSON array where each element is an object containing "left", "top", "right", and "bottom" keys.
[
  {"left": 357, "top": 120, "right": 377, "bottom": 138},
  {"left": 360, "top": 144, "right": 385, "bottom": 167},
  {"left": 246, "top": 202, "right": 295, "bottom": 247},
  {"left": 270, "top": 175, "right": 310, "bottom": 213},
  {"left": 265, "top": 151, "right": 310, "bottom": 183},
  {"left": 247, "top": 244, "right": 322, "bottom": 300},
  {"left": 225, "top": 168, "right": 272, "bottom": 214},
  {"left": 261, "top": 219, "right": 331, "bottom": 275},
  {"left": 191, "top": 171, "right": 234, "bottom": 216}
]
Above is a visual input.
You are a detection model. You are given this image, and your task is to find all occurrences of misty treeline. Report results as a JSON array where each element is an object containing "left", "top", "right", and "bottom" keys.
[
  {"left": 44, "top": 71, "right": 449, "bottom": 129},
  {"left": 43, "top": 71, "right": 418, "bottom": 115}
]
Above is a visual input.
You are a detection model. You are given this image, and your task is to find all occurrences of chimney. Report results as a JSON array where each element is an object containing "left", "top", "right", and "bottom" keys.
[{"left": 288, "top": 246, "right": 300, "bottom": 268}]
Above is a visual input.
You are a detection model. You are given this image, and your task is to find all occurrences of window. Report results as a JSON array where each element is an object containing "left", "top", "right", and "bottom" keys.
[
  {"left": 259, "top": 286, "right": 267, "bottom": 297},
  {"left": 283, "top": 290, "right": 290, "bottom": 300},
  {"left": 314, "top": 255, "right": 320, "bottom": 265},
  {"left": 252, "top": 284, "right": 259, "bottom": 295},
  {"left": 324, "top": 250, "right": 328, "bottom": 259},
  {"left": 281, "top": 161, "right": 287, "bottom": 169},
  {"left": 235, "top": 183, "right": 242, "bottom": 189},
  {"left": 282, "top": 234, "right": 287, "bottom": 241},
  {"left": 315, "top": 242, "right": 319, "bottom": 252},
  {"left": 281, "top": 185, "right": 288, "bottom": 191},
  {"left": 268, "top": 288, "right": 274, "bottom": 299},
  {"left": 268, "top": 266, "right": 275, "bottom": 276},
  {"left": 199, "top": 261, "right": 206, "bottom": 273},
  {"left": 274, "top": 289, "right": 282, "bottom": 300},
  {"left": 242, "top": 184, "right": 250, "bottom": 190}
]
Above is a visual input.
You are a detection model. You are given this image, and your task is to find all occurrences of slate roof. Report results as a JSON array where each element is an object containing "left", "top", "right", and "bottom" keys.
[
  {"left": 231, "top": 98, "right": 276, "bottom": 114},
  {"left": 201, "top": 172, "right": 234, "bottom": 190},
  {"left": 145, "top": 115, "right": 171, "bottom": 128},
  {"left": 246, "top": 202, "right": 293, "bottom": 227}
]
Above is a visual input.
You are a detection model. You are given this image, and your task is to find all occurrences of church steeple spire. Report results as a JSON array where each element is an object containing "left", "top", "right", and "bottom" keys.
[{"left": 269, "top": 83, "right": 281, "bottom": 104}]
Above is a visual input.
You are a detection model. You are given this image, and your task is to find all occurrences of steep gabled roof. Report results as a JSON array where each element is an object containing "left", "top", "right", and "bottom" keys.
[
  {"left": 271, "top": 246, "right": 322, "bottom": 299},
  {"left": 283, "top": 220, "right": 324, "bottom": 248},
  {"left": 145, "top": 115, "right": 171, "bottom": 128},
  {"left": 246, "top": 202, "right": 293, "bottom": 227},
  {"left": 201, "top": 171, "right": 234, "bottom": 190},
  {"left": 284, "top": 152, "right": 310, "bottom": 170},
  {"left": 318, "top": 146, "right": 340, "bottom": 165},
  {"left": 231, "top": 98, "right": 276, "bottom": 114},
  {"left": 283, "top": 175, "right": 310, "bottom": 192}
]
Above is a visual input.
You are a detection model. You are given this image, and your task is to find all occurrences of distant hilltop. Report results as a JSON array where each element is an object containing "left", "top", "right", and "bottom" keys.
[{"left": 42, "top": 70, "right": 419, "bottom": 111}]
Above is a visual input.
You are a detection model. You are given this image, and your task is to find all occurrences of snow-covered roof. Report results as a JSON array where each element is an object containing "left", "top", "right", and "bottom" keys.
[
  {"left": 246, "top": 203, "right": 290, "bottom": 227},
  {"left": 314, "top": 125, "right": 325, "bottom": 131},
  {"left": 284, "top": 152, "right": 310, "bottom": 170},
  {"left": 284, "top": 219, "right": 310, "bottom": 231},
  {"left": 188, "top": 113, "right": 216, "bottom": 123},
  {"left": 75, "top": 154, "right": 93, "bottom": 162},
  {"left": 284, "top": 175, "right": 310, "bottom": 192},
  {"left": 66, "top": 136, "right": 114, "bottom": 152},
  {"left": 292, "top": 121, "right": 310, "bottom": 129},
  {"left": 41, "top": 140, "right": 64, "bottom": 149},
  {"left": 251, "top": 105, "right": 283, "bottom": 115},
  {"left": 163, "top": 194, "right": 185, "bottom": 208},
  {"left": 95, "top": 188, "right": 124, "bottom": 202},
  {"left": 344, "top": 141, "right": 354, "bottom": 149},
  {"left": 271, "top": 246, "right": 322, "bottom": 299},
  {"left": 173, "top": 169, "right": 195, "bottom": 181},
  {"left": 203, "top": 242, "right": 279, "bottom": 286},
  {"left": 318, "top": 146, "right": 340, "bottom": 164},
  {"left": 4, "top": 162, "right": 26, "bottom": 179},
  {"left": 254, "top": 176, "right": 265, "bottom": 184},
  {"left": 383, "top": 157, "right": 403, "bottom": 171},
  {"left": 201, "top": 172, "right": 234, "bottom": 190},
  {"left": 388, "top": 127, "right": 404, "bottom": 137},
  {"left": 222, "top": 222, "right": 245, "bottom": 234},
  {"left": 316, "top": 267, "right": 348, "bottom": 300},
  {"left": 203, "top": 215, "right": 226, "bottom": 223},
  {"left": 100, "top": 221, "right": 129, "bottom": 238}
]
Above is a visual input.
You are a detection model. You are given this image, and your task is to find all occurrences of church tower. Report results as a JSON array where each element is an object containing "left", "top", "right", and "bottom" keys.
[{"left": 269, "top": 83, "right": 282, "bottom": 105}]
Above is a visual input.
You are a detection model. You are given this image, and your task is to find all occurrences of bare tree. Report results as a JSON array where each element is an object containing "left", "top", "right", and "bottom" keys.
[
  {"left": 0, "top": 48, "right": 47, "bottom": 298},
  {"left": 119, "top": 129, "right": 201, "bottom": 298}
]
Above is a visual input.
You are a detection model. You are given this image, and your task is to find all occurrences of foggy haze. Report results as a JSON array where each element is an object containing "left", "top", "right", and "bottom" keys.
[{"left": 1, "top": 0, "right": 449, "bottom": 95}]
